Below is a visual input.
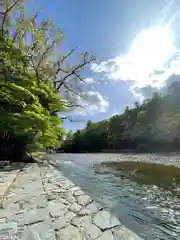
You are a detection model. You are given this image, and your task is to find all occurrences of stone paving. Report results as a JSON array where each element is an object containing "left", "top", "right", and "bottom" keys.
[
  {"left": 0, "top": 167, "right": 21, "bottom": 208},
  {"left": 0, "top": 163, "right": 143, "bottom": 239}
]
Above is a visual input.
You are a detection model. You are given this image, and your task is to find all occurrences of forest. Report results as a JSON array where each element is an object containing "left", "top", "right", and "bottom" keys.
[{"left": 63, "top": 80, "right": 180, "bottom": 153}]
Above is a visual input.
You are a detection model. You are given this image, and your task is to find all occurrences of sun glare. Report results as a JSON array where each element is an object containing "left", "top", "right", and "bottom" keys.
[
  {"left": 129, "top": 26, "right": 175, "bottom": 70},
  {"left": 116, "top": 26, "right": 176, "bottom": 86}
]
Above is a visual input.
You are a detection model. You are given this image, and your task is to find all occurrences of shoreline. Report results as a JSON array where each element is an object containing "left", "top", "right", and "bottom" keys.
[
  {"left": 0, "top": 161, "right": 142, "bottom": 239},
  {"left": 56, "top": 151, "right": 180, "bottom": 155}
]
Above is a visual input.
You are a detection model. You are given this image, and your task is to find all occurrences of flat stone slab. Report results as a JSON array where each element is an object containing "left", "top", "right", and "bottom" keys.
[
  {"left": 53, "top": 218, "right": 68, "bottom": 231},
  {"left": 57, "top": 225, "right": 82, "bottom": 240},
  {"left": 18, "top": 208, "right": 49, "bottom": 226},
  {"left": 11, "top": 194, "right": 47, "bottom": 211},
  {"left": 93, "top": 210, "right": 120, "bottom": 230},
  {"left": 61, "top": 192, "right": 76, "bottom": 203},
  {"left": 53, "top": 211, "right": 76, "bottom": 231},
  {"left": 0, "top": 169, "right": 20, "bottom": 206},
  {"left": 83, "top": 223, "right": 102, "bottom": 240},
  {"left": 79, "top": 202, "right": 99, "bottom": 216},
  {"left": 20, "top": 219, "right": 56, "bottom": 240},
  {"left": 71, "top": 186, "right": 82, "bottom": 192},
  {"left": 64, "top": 211, "right": 76, "bottom": 222},
  {"left": 73, "top": 190, "right": 85, "bottom": 197},
  {"left": 0, "top": 221, "right": 17, "bottom": 235},
  {"left": 69, "top": 203, "right": 82, "bottom": 213},
  {"left": 97, "top": 230, "right": 114, "bottom": 240},
  {"left": 71, "top": 215, "right": 91, "bottom": 229},
  {"left": 48, "top": 201, "right": 68, "bottom": 218},
  {"left": 77, "top": 195, "right": 92, "bottom": 206}
]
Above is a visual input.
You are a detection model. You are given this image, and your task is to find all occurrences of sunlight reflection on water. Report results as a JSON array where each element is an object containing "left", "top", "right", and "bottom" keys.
[{"left": 51, "top": 153, "right": 180, "bottom": 240}]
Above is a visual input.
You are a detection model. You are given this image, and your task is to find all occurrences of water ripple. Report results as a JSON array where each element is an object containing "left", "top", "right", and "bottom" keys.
[{"left": 51, "top": 153, "right": 180, "bottom": 239}]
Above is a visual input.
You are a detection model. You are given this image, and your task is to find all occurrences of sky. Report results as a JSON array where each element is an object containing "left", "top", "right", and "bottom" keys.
[{"left": 32, "top": 0, "right": 180, "bottom": 131}]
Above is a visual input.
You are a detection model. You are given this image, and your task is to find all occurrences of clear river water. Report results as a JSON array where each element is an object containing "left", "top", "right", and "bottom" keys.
[{"left": 50, "top": 153, "right": 180, "bottom": 240}]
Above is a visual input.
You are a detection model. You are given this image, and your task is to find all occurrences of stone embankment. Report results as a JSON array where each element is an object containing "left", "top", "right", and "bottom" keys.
[{"left": 0, "top": 162, "right": 142, "bottom": 239}]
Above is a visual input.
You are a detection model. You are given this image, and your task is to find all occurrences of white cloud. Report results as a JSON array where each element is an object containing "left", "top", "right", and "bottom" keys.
[
  {"left": 91, "top": 55, "right": 180, "bottom": 88},
  {"left": 91, "top": 60, "right": 119, "bottom": 76},
  {"left": 75, "top": 91, "right": 109, "bottom": 115},
  {"left": 91, "top": 26, "right": 180, "bottom": 100},
  {"left": 84, "top": 78, "right": 94, "bottom": 84}
]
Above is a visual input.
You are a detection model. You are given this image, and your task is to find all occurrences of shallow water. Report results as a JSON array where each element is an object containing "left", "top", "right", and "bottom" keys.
[{"left": 50, "top": 153, "right": 180, "bottom": 239}]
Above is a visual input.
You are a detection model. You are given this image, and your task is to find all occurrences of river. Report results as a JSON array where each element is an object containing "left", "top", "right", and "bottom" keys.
[{"left": 50, "top": 153, "right": 180, "bottom": 239}]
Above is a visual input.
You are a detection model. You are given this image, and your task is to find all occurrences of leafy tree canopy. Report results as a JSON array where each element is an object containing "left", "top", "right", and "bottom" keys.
[
  {"left": 0, "top": 0, "right": 95, "bottom": 161},
  {"left": 62, "top": 82, "right": 180, "bottom": 153}
]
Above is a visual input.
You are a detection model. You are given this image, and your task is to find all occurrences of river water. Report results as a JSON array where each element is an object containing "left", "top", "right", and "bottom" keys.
[{"left": 50, "top": 153, "right": 180, "bottom": 240}]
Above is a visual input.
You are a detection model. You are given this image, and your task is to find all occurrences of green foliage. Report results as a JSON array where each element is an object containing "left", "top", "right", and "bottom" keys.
[
  {"left": 0, "top": 0, "right": 95, "bottom": 161},
  {"left": 0, "top": 2, "right": 65, "bottom": 161},
  {"left": 0, "top": 41, "right": 65, "bottom": 160},
  {"left": 63, "top": 82, "right": 180, "bottom": 153}
]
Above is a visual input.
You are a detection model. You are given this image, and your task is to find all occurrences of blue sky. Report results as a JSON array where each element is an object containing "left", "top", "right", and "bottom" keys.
[{"left": 32, "top": 0, "right": 180, "bottom": 131}]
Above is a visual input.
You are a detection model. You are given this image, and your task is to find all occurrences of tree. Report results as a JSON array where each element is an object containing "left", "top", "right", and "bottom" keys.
[
  {"left": 62, "top": 81, "right": 180, "bottom": 153},
  {"left": 0, "top": 38, "right": 65, "bottom": 160},
  {"left": 134, "top": 101, "right": 139, "bottom": 108},
  {"left": 86, "top": 120, "right": 92, "bottom": 128},
  {"left": 0, "top": 0, "right": 95, "bottom": 161},
  {"left": 4, "top": 0, "right": 95, "bottom": 111},
  {"left": 66, "top": 130, "right": 73, "bottom": 140}
]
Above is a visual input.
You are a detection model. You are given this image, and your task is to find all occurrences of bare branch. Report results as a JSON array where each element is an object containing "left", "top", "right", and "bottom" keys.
[
  {"left": 56, "top": 54, "right": 95, "bottom": 90},
  {"left": 35, "top": 40, "right": 56, "bottom": 72},
  {"left": 74, "top": 71, "right": 84, "bottom": 83},
  {"left": 60, "top": 116, "right": 85, "bottom": 122},
  {"left": 62, "top": 100, "right": 83, "bottom": 108},
  {"left": 1, "top": 0, "right": 22, "bottom": 36},
  {"left": 11, "top": 11, "right": 25, "bottom": 42},
  {"left": 12, "top": 28, "right": 23, "bottom": 42},
  {"left": 58, "top": 48, "right": 76, "bottom": 67},
  {"left": 31, "top": 11, "right": 39, "bottom": 26},
  {"left": 53, "top": 48, "right": 77, "bottom": 79}
]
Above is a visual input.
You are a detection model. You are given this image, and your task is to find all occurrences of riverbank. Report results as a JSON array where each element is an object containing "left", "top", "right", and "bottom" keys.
[
  {"left": 0, "top": 161, "right": 142, "bottom": 239},
  {"left": 58, "top": 150, "right": 180, "bottom": 154}
]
